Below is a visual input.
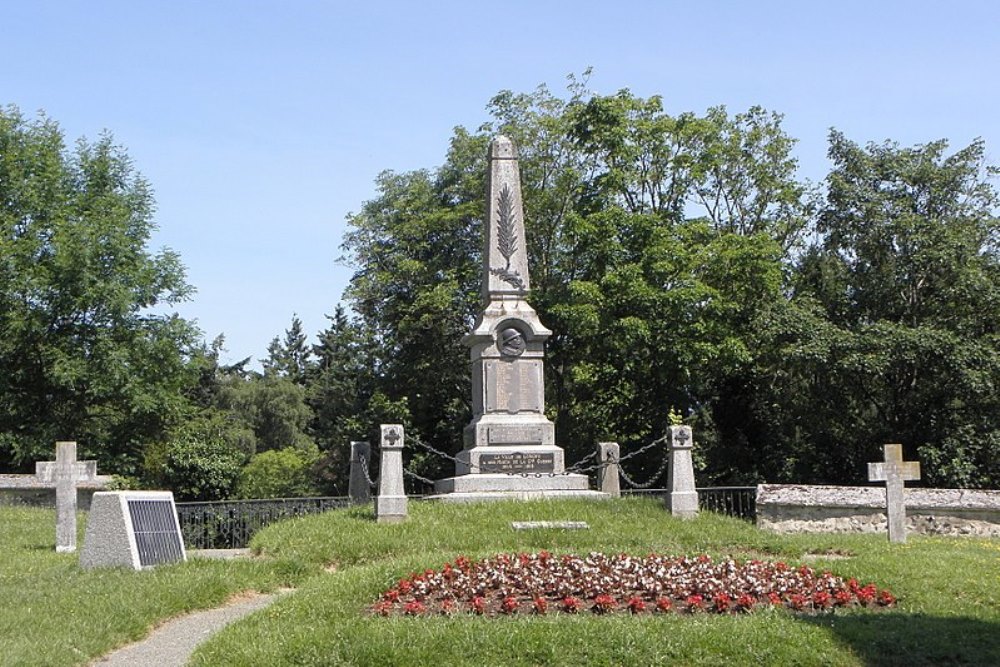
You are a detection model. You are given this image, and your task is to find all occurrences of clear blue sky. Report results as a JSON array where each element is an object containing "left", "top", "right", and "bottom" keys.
[{"left": 4, "top": 1, "right": 998, "bottom": 367}]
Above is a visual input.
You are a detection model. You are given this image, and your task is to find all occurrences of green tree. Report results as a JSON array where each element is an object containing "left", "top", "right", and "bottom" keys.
[
  {"left": 769, "top": 134, "right": 1000, "bottom": 487},
  {"left": 0, "top": 106, "right": 199, "bottom": 475},
  {"left": 235, "top": 447, "right": 319, "bottom": 499},
  {"left": 263, "top": 314, "right": 312, "bottom": 384},
  {"left": 340, "top": 81, "right": 807, "bottom": 484}
]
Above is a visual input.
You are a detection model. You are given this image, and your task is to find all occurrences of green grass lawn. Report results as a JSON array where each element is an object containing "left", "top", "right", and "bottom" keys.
[{"left": 3, "top": 498, "right": 999, "bottom": 666}]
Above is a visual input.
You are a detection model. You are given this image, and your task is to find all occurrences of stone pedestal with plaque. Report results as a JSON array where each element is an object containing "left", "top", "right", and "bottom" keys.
[{"left": 432, "top": 136, "right": 602, "bottom": 501}]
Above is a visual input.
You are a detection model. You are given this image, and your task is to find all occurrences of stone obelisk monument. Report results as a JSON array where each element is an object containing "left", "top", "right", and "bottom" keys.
[{"left": 433, "top": 136, "right": 599, "bottom": 500}]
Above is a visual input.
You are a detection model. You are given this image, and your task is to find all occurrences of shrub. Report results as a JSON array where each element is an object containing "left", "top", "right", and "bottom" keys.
[{"left": 235, "top": 447, "right": 319, "bottom": 499}]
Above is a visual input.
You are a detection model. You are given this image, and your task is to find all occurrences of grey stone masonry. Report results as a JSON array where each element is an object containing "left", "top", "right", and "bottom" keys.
[
  {"left": 434, "top": 136, "right": 596, "bottom": 501},
  {"left": 375, "top": 425, "right": 407, "bottom": 522},
  {"left": 597, "top": 442, "right": 621, "bottom": 497},
  {"left": 432, "top": 136, "right": 598, "bottom": 501},
  {"left": 35, "top": 441, "right": 98, "bottom": 553},
  {"left": 80, "top": 491, "right": 186, "bottom": 570},
  {"left": 868, "top": 444, "right": 920, "bottom": 543},
  {"left": 757, "top": 484, "right": 1000, "bottom": 537},
  {"left": 666, "top": 426, "right": 698, "bottom": 519},
  {"left": 348, "top": 441, "right": 372, "bottom": 504}
]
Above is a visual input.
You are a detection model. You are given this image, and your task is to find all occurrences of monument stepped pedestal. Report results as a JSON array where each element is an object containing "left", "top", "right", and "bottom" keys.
[{"left": 430, "top": 135, "right": 605, "bottom": 503}]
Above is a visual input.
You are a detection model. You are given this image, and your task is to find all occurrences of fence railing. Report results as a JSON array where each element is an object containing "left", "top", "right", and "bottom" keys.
[
  {"left": 624, "top": 486, "right": 757, "bottom": 521},
  {"left": 176, "top": 486, "right": 757, "bottom": 549},
  {"left": 175, "top": 496, "right": 351, "bottom": 549}
]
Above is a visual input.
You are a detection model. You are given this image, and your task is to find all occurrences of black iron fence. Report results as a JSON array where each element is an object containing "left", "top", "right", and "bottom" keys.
[
  {"left": 176, "top": 486, "right": 757, "bottom": 549},
  {"left": 175, "top": 496, "right": 351, "bottom": 549},
  {"left": 624, "top": 486, "right": 757, "bottom": 521}
]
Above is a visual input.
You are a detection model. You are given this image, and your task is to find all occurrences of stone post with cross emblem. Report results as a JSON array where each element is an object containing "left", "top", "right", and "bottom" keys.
[
  {"left": 667, "top": 426, "right": 699, "bottom": 519},
  {"left": 375, "top": 425, "right": 407, "bottom": 522},
  {"left": 868, "top": 444, "right": 921, "bottom": 543}
]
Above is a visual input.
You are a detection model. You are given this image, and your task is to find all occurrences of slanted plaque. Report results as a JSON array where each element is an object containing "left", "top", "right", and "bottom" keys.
[{"left": 80, "top": 491, "right": 186, "bottom": 570}]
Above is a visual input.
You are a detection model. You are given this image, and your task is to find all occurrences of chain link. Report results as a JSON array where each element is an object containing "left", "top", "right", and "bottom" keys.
[
  {"left": 358, "top": 455, "right": 379, "bottom": 489},
  {"left": 402, "top": 467, "right": 436, "bottom": 485},
  {"left": 617, "top": 437, "right": 672, "bottom": 489}
]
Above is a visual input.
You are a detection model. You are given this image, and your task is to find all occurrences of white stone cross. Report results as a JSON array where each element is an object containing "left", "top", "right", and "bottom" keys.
[
  {"left": 867, "top": 443, "right": 920, "bottom": 543},
  {"left": 35, "top": 441, "right": 98, "bottom": 553}
]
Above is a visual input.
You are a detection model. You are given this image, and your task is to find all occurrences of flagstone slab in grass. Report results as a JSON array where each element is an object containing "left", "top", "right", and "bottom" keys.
[{"left": 511, "top": 521, "right": 589, "bottom": 530}]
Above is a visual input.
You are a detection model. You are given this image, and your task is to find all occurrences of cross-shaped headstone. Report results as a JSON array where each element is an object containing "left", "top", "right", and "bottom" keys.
[
  {"left": 35, "top": 441, "right": 98, "bottom": 553},
  {"left": 867, "top": 444, "right": 920, "bottom": 543}
]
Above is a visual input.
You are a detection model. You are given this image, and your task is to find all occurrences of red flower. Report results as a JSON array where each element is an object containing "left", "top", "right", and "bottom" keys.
[
  {"left": 398, "top": 579, "right": 413, "bottom": 594},
  {"left": 562, "top": 596, "right": 581, "bottom": 614},
  {"left": 532, "top": 596, "right": 548, "bottom": 615},
  {"left": 834, "top": 589, "right": 852, "bottom": 607},
  {"left": 372, "top": 601, "right": 393, "bottom": 617},
  {"left": 686, "top": 594, "right": 704, "bottom": 611},
  {"left": 856, "top": 584, "right": 877, "bottom": 605},
  {"left": 788, "top": 594, "right": 807, "bottom": 610},
  {"left": 403, "top": 600, "right": 426, "bottom": 616},
  {"left": 712, "top": 593, "right": 732, "bottom": 613},
  {"left": 441, "top": 599, "right": 457, "bottom": 616},
  {"left": 878, "top": 590, "right": 896, "bottom": 606},
  {"left": 627, "top": 596, "right": 646, "bottom": 614},
  {"left": 735, "top": 594, "right": 755, "bottom": 611},
  {"left": 767, "top": 592, "right": 783, "bottom": 606},
  {"left": 469, "top": 596, "right": 485, "bottom": 615},
  {"left": 655, "top": 597, "right": 673, "bottom": 613},
  {"left": 500, "top": 596, "right": 518, "bottom": 614},
  {"left": 383, "top": 589, "right": 400, "bottom": 602},
  {"left": 593, "top": 594, "right": 616, "bottom": 614},
  {"left": 813, "top": 590, "right": 832, "bottom": 609}
]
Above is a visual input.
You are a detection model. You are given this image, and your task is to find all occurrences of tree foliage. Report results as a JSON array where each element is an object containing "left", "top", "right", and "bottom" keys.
[
  {"left": 331, "top": 79, "right": 999, "bottom": 490},
  {"left": 0, "top": 106, "right": 199, "bottom": 474}
]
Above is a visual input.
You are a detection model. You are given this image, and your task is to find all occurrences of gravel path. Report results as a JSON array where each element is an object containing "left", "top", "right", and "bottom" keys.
[{"left": 90, "top": 590, "right": 285, "bottom": 667}]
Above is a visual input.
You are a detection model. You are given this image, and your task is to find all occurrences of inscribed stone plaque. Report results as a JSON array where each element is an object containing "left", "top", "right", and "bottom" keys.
[
  {"left": 484, "top": 360, "right": 542, "bottom": 414},
  {"left": 479, "top": 451, "right": 555, "bottom": 474},
  {"left": 487, "top": 425, "right": 545, "bottom": 445}
]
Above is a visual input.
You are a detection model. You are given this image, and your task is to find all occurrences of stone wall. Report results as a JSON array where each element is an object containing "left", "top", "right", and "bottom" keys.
[
  {"left": 0, "top": 474, "right": 112, "bottom": 510},
  {"left": 756, "top": 484, "right": 1000, "bottom": 537}
]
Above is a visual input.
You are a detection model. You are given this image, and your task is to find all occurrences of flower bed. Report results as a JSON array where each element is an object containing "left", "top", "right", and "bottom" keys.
[{"left": 371, "top": 552, "right": 896, "bottom": 617}]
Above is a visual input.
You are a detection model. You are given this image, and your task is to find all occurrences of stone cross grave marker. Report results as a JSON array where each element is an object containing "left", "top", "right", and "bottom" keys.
[
  {"left": 35, "top": 441, "right": 98, "bottom": 553},
  {"left": 867, "top": 443, "right": 921, "bottom": 543}
]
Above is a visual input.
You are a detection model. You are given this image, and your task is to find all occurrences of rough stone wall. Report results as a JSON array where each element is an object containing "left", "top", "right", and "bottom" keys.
[
  {"left": 756, "top": 484, "right": 1000, "bottom": 537},
  {"left": 0, "top": 474, "right": 112, "bottom": 510}
]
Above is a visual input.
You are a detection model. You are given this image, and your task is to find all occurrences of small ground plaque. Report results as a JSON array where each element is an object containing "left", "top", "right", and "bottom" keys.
[
  {"left": 511, "top": 521, "right": 589, "bottom": 530},
  {"left": 81, "top": 491, "right": 186, "bottom": 570},
  {"left": 478, "top": 451, "right": 555, "bottom": 474}
]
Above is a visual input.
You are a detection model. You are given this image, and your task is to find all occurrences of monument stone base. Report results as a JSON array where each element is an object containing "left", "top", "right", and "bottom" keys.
[{"left": 430, "top": 472, "right": 607, "bottom": 503}]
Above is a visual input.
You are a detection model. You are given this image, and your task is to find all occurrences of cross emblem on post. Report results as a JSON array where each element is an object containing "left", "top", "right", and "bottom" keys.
[
  {"left": 671, "top": 426, "right": 692, "bottom": 449},
  {"left": 35, "top": 441, "right": 98, "bottom": 553},
  {"left": 867, "top": 444, "right": 921, "bottom": 544},
  {"left": 381, "top": 425, "right": 404, "bottom": 450}
]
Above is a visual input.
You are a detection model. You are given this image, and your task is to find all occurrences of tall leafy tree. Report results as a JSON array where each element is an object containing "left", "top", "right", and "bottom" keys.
[
  {"left": 766, "top": 134, "right": 1000, "bottom": 487},
  {"left": 0, "top": 107, "right": 199, "bottom": 474},
  {"left": 263, "top": 314, "right": 312, "bottom": 384}
]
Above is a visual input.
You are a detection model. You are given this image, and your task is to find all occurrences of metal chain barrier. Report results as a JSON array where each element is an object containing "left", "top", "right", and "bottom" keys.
[
  {"left": 617, "top": 434, "right": 672, "bottom": 489},
  {"left": 408, "top": 433, "right": 574, "bottom": 478},
  {"left": 405, "top": 431, "right": 670, "bottom": 483},
  {"left": 358, "top": 455, "right": 379, "bottom": 489},
  {"left": 402, "top": 467, "right": 436, "bottom": 485}
]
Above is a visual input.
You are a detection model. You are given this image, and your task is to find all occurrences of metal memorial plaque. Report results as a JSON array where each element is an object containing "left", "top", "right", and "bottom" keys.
[
  {"left": 127, "top": 498, "right": 185, "bottom": 567},
  {"left": 478, "top": 451, "right": 555, "bottom": 474}
]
